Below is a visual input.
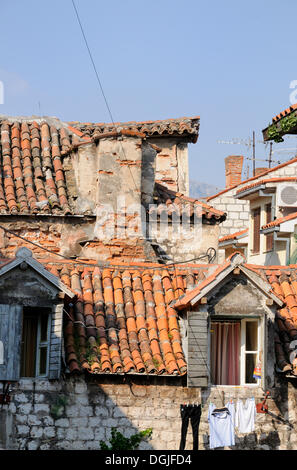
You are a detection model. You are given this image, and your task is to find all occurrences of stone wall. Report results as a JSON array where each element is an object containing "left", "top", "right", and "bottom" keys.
[
  {"left": 149, "top": 221, "right": 219, "bottom": 263},
  {"left": 2, "top": 375, "right": 297, "bottom": 450},
  {"left": 150, "top": 137, "right": 189, "bottom": 196}
]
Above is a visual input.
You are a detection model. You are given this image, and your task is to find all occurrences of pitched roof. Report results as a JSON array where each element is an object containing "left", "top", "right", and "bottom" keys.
[
  {"left": 153, "top": 183, "right": 226, "bottom": 223},
  {"left": 41, "top": 253, "right": 297, "bottom": 378},
  {"left": 262, "top": 104, "right": 297, "bottom": 142},
  {"left": 0, "top": 116, "right": 200, "bottom": 217},
  {"left": 261, "top": 211, "right": 297, "bottom": 231},
  {"left": 44, "top": 259, "right": 212, "bottom": 376},
  {"left": 206, "top": 158, "right": 297, "bottom": 202},
  {"left": 235, "top": 177, "right": 297, "bottom": 197},
  {"left": 219, "top": 228, "right": 248, "bottom": 244},
  {"left": 168, "top": 252, "right": 297, "bottom": 376},
  {"left": 271, "top": 103, "right": 297, "bottom": 124},
  {"left": 247, "top": 264, "right": 297, "bottom": 374},
  {"left": 0, "top": 117, "right": 89, "bottom": 215},
  {"left": 3, "top": 248, "right": 297, "bottom": 377},
  {"left": 69, "top": 116, "right": 200, "bottom": 143}
]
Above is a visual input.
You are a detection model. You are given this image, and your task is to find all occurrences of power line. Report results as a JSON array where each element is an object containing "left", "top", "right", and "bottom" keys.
[
  {"left": 71, "top": 0, "right": 115, "bottom": 126},
  {"left": 0, "top": 224, "right": 216, "bottom": 270},
  {"left": 70, "top": 1, "right": 216, "bottom": 272},
  {"left": 71, "top": 0, "right": 139, "bottom": 194}
]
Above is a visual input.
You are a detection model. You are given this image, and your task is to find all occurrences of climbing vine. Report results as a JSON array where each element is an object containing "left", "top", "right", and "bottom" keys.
[
  {"left": 266, "top": 124, "right": 284, "bottom": 143},
  {"left": 280, "top": 113, "right": 297, "bottom": 133}
]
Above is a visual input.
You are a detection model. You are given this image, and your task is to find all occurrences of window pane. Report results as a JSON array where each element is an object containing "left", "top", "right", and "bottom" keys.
[
  {"left": 39, "top": 347, "right": 48, "bottom": 376},
  {"left": 40, "top": 314, "right": 49, "bottom": 342},
  {"left": 246, "top": 353, "right": 257, "bottom": 383},
  {"left": 246, "top": 321, "right": 258, "bottom": 351}
]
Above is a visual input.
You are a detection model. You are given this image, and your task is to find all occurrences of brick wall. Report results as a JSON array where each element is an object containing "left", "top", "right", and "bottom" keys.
[{"left": 225, "top": 155, "right": 244, "bottom": 188}]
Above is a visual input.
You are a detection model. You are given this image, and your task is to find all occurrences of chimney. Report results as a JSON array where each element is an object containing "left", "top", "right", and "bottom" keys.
[{"left": 225, "top": 155, "right": 244, "bottom": 188}]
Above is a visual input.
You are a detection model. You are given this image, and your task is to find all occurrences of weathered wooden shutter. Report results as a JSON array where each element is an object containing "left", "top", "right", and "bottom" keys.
[
  {"left": 48, "top": 304, "right": 63, "bottom": 379},
  {"left": 187, "top": 310, "right": 209, "bottom": 387},
  {"left": 0, "top": 304, "right": 22, "bottom": 381},
  {"left": 253, "top": 207, "right": 261, "bottom": 253},
  {"left": 265, "top": 203, "right": 273, "bottom": 252}
]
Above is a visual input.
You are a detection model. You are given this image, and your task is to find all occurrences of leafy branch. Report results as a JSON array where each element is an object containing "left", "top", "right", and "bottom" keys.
[{"left": 100, "top": 427, "right": 153, "bottom": 450}]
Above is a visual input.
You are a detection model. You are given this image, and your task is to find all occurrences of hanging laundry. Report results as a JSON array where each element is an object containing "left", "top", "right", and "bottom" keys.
[
  {"left": 235, "top": 398, "right": 257, "bottom": 433},
  {"left": 208, "top": 402, "right": 235, "bottom": 449},
  {"left": 179, "top": 404, "right": 201, "bottom": 451}
]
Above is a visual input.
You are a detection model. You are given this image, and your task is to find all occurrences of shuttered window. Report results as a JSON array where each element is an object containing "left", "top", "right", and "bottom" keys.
[
  {"left": 21, "top": 308, "right": 51, "bottom": 378},
  {"left": 252, "top": 207, "right": 261, "bottom": 253},
  {"left": 265, "top": 203, "right": 273, "bottom": 252}
]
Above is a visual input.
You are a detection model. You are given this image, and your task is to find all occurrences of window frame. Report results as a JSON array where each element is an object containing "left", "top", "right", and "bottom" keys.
[
  {"left": 35, "top": 312, "right": 52, "bottom": 378},
  {"left": 210, "top": 317, "right": 262, "bottom": 387},
  {"left": 21, "top": 308, "right": 52, "bottom": 379},
  {"left": 252, "top": 207, "right": 261, "bottom": 254},
  {"left": 240, "top": 318, "right": 261, "bottom": 386}
]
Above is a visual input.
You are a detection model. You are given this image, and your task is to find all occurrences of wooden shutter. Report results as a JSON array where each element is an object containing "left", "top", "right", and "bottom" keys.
[
  {"left": 187, "top": 310, "right": 209, "bottom": 387},
  {"left": 48, "top": 304, "right": 63, "bottom": 379},
  {"left": 0, "top": 304, "right": 22, "bottom": 381},
  {"left": 253, "top": 208, "right": 261, "bottom": 253},
  {"left": 265, "top": 203, "right": 273, "bottom": 251}
]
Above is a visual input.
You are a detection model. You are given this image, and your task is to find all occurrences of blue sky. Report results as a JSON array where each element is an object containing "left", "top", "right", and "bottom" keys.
[{"left": 1, "top": 0, "right": 297, "bottom": 191}]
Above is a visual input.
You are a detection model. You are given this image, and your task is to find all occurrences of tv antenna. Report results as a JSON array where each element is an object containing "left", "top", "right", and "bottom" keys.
[{"left": 217, "top": 132, "right": 282, "bottom": 175}]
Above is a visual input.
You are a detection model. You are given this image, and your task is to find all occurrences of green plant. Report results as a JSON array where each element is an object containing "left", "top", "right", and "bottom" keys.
[
  {"left": 280, "top": 113, "right": 297, "bottom": 133},
  {"left": 50, "top": 395, "right": 68, "bottom": 419},
  {"left": 266, "top": 124, "right": 284, "bottom": 143},
  {"left": 100, "top": 427, "right": 153, "bottom": 450},
  {"left": 152, "top": 357, "right": 160, "bottom": 369}
]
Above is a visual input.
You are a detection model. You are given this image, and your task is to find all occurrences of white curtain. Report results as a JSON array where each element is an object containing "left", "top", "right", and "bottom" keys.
[{"left": 211, "top": 322, "right": 240, "bottom": 385}]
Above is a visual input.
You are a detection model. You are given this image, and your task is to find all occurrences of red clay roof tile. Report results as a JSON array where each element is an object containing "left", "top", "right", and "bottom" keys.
[
  {"left": 262, "top": 211, "right": 297, "bottom": 230},
  {"left": 207, "top": 159, "right": 297, "bottom": 202},
  {"left": 69, "top": 116, "right": 200, "bottom": 144},
  {"left": 0, "top": 118, "right": 87, "bottom": 215}
]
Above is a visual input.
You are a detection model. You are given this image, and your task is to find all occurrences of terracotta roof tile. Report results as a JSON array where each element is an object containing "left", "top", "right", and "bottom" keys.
[
  {"left": 0, "top": 118, "right": 86, "bottom": 215},
  {"left": 207, "top": 159, "right": 297, "bottom": 202},
  {"left": 219, "top": 228, "right": 248, "bottom": 243},
  {"left": 68, "top": 116, "right": 200, "bottom": 144},
  {"left": 153, "top": 183, "right": 226, "bottom": 223},
  {"left": 245, "top": 264, "right": 297, "bottom": 375},
  {"left": 236, "top": 177, "right": 297, "bottom": 196},
  {"left": 271, "top": 103, "right": 297, "bottom": 124},
  {"left": 40, "top": 260, "right": 215, "bottom": 376},
  {"left": 262, "top": 211, "right": 297, "bottom": 230}
]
